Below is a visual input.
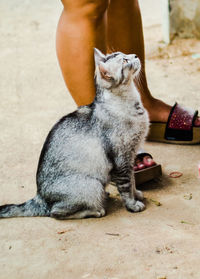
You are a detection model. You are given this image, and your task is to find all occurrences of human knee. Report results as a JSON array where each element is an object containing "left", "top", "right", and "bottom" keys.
[{"left": 61, "top": 0, "right": 109, "bottom": 22}]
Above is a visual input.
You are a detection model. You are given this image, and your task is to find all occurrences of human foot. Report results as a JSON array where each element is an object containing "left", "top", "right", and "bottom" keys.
[
  {"left": 147, "top": 102, "right": 200, "bottom": 144},
  {"left": 134, "top": 154, "right": 156, "bottom": 171},
  {"left": 145, "top": 98, "right": 200, "bottom": 127}
]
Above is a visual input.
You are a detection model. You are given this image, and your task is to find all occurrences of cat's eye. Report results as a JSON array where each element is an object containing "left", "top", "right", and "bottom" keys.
[{"left": 123, "top": 58, "right": 129, "bottom": 64}]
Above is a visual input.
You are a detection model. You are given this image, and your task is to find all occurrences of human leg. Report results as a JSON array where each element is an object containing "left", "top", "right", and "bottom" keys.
[
  {"left": 107, "top": 0, "right": 200, "bottom": 127},
  {"left": 56, "top": 0, "right": 157, "bottom": 171},
  {"left": 56, "top": 0, "right": 109, "bottom": 106}
]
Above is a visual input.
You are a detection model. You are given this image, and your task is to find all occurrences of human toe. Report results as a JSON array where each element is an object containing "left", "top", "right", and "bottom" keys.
[
  {"left": 194, "top": 116, "right": 200, "bottom": 127},
  {"left": 134, "top": 158, "right": 146, "bottom": 170},
  {"left": 142, "top": 156, "right": 156, "bottom": 168}
]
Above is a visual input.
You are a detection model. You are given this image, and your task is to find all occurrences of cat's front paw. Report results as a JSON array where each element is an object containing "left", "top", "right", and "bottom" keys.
[{"left": 125, "top": 199, "right": 145, "bottom": 212}]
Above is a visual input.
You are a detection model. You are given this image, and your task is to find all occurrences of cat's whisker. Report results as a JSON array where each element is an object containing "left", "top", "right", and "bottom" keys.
[{"left": 135, "top": 71, "right": 143, "bottom": 87}]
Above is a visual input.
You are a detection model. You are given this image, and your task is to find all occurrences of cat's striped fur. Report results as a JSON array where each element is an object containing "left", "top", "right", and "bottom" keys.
[{"left": 0, "top": 49, "right": 149, "bottom": 219}]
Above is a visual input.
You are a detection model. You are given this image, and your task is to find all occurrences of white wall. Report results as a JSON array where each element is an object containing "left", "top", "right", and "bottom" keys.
[{"left": 169, "top": 0, "right": 200, "bottom": 40}]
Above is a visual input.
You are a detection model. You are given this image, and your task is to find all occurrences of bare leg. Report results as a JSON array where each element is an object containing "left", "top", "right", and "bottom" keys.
[
  {"left": 56, "top": 0, "right": 109, "bottom": 106},
  {"left": 56, "top": 0, "right": 157, "bottom": 168},
  {"left": 107, "top": 0, "right": 200, "bottom": 126}
]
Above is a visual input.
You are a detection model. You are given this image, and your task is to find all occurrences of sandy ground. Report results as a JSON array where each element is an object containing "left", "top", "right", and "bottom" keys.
[{"left": 0, "top": 1, "right": 200, "bottom": 278}]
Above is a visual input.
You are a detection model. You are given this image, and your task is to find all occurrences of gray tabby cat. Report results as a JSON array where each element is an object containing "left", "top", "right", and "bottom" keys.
[{"left": 0, "top": 48, "right": 149, "bottom": 219}]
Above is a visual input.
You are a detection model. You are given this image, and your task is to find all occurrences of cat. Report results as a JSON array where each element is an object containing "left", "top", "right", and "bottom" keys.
[{"left": 0, "top": 48, "right": 149, "bottom": 219}]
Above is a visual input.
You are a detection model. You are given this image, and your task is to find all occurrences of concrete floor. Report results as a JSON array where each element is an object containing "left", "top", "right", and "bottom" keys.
[{"left": 0, "top": 1, "right": 200, "bottom": 278}]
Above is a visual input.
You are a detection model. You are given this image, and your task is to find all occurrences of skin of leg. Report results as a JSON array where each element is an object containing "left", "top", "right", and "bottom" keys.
[
  {"left": 56, "top": 0, "right": 157, "bottom": 171},
  {"left": 57, "top": 0, "right": 200, "bottom": 125},
  {"left": 134, "top": 155, "right": 156, "bottom": 170},
  {"left": 107, "top": 0, "right": 158, "bottom": 167},
  {"left": 107, "top": 0, "right": 200, "bottom": 126},
  {"left": 107, "top": 0, "right": 171, "bottom": 123},
  {"left": 56, "top": 0, "right": 109, "bottom": 106}
]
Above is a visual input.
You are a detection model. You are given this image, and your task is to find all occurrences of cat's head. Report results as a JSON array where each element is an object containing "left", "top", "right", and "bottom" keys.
[{"left": 94, "top": 48, "right": 141, "bottom": 89}]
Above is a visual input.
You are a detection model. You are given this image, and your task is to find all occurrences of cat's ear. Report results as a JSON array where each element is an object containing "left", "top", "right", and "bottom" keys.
[
  {"left": 98, "top": 62, "right": 113, "bottom": 81},
  {"left": 94, "top": 48, "right": 105, "bottom": 65}
]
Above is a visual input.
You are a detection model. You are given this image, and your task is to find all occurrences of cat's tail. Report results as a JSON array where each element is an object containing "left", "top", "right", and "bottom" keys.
[{"left": 0, "top": 195, "right": 50, "bottom": 218}]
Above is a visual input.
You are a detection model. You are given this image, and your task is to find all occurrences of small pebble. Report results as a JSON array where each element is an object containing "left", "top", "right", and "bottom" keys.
[
  {"left": 183, "top": 193, "right": 192, "bottom": 200},
  {"left": 191, "top": 53, "right": 200, "bottom": 59},
  {"left": 150, "top": 199, "right": 162, "bottom": 206}
]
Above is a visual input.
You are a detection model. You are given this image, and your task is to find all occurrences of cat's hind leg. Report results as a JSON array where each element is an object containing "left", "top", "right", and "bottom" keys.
[
  {"left": 49, "top": 178, "right": 107, "bottom": 219},
  {"left": 63, "top": 208, "right": 106, "bottom": 219},
  {"left": 50, "top": 202, "right": 81, "bottom": 219},
  {"left": 50, "top": 202, "right": 106, "bottom": 219}
]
